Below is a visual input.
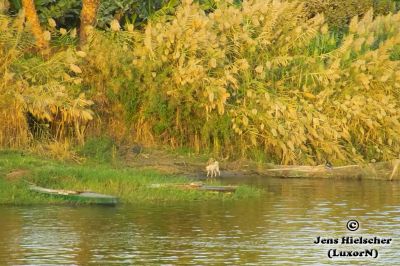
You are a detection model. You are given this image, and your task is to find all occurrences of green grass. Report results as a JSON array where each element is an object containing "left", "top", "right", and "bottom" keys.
[
  {"left": 77, "top": 136, "right": 118, "bottom": 163},
  {"left": 0, "top": 150, "right": 262, "bottom": 205}
]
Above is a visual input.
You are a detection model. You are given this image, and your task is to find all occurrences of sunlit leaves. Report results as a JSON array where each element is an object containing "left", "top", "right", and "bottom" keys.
[
  {"left": 0, "top": 15, "right": 94, "bottom": 145},
  {"left": 51, "top": 0, "right": 400, "bottom": 164}
]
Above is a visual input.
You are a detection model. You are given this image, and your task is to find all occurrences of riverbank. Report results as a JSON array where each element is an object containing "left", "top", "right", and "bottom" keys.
[
  {"left": 123, "top": 148, "right": 400, "bottom": 181},
  {"left": 0, "top": 150, "right": 261, "bottom": 205}
]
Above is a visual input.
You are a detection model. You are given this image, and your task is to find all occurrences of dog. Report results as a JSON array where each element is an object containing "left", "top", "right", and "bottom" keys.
[{"left": 206, "top": 159, "right": 220, "bottom": 178}]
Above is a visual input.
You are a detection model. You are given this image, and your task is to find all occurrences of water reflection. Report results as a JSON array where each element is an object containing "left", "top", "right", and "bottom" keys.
[{"left": 0, "top": 178, "right": 399, "bottom": 265}]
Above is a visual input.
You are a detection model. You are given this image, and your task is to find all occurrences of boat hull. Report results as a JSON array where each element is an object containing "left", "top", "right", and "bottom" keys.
[{"left": 29, "top": 185, "right": 119, "bottom": 205}]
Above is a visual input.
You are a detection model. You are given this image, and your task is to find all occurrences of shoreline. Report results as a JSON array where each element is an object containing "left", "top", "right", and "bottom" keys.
[
  {"left": 0, "top": 150, "right": 261, "bottom": 205},
  {"left": 124, "top": 150, "right": 400, "bottom": 181}
]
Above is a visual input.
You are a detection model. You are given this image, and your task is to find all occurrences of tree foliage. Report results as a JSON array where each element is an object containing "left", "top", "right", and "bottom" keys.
[
  {"left": 0, "top": 14, "right": 93, "bottom": 147},
  {"left": 300, "top": 0, "right": 399, "bottom": 30},
  {"left": 77, "top": 0, "right": 400, "bottom": 164},
  {"left": 2, "top": 0, "right": 400, "bottom": 165}
]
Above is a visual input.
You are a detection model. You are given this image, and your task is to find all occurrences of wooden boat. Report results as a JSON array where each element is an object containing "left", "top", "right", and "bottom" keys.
[
  {"left": 198, "top": 185, "right": 237, "bottom": 192},
  {"left": 29, "top": 184, "right": 119, "bottom": 205},
  {"left": 149, "top": 182, "right": 238, "bottom": 192},
  {"left": 261, "top": 160, "right": 400, "bottom": 181}
]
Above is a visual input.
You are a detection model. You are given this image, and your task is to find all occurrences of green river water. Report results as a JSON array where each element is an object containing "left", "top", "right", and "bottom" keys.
[{"left": 0, "top": 177, "right": 399, "bottom": 265}]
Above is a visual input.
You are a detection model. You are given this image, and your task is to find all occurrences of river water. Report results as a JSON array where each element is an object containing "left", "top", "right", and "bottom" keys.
[{"left": 0, "top": 177, "right": 399, "bottom": 265}]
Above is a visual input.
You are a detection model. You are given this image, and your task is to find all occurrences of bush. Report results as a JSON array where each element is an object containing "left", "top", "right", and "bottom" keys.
[
  {"left": 84, "top": 0, "right": 400, "bottom": 164},
  {"left": 78, "top": 136, "right": 117, "bottom": 162},
  {"left": 0, "top": 14, "right": 93, "bottom": 147},
  {"left": 300, "top": 0, "right": 398, "bottom": 31},
  {"left": 4, "top": 0, "right": 400, "bottom": 166}
]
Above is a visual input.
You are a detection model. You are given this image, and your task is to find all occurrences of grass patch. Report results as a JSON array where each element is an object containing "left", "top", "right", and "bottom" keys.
[
  {"left": 77, "top": 137, "right": 118, "bottom": 163},
  {"left": 0, "top": 150, "right": 262, "bottom": 205}
]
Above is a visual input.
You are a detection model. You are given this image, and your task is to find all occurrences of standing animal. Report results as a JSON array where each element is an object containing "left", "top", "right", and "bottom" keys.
[{"left": 206, "top": 159, "right": 220, "bottom": 178}]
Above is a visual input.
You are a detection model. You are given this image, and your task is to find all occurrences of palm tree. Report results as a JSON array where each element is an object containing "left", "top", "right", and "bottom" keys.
[
  {"left": 80, "top": 0, "right": 100, "bottom": 46},
  {"left": 21, "top": 0, "right": 48, "bottom": 49}
]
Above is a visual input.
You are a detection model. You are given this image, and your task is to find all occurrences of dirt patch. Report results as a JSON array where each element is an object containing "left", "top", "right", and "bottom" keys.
[
  {"left": 121, "top": 148, "right": 398, "bottom": 181},
  {"left": 5, "top": 169, "right": 31, "bottom": 182},
  {"left": 123, "top": 148, "right": 263, "bottom": 179}
]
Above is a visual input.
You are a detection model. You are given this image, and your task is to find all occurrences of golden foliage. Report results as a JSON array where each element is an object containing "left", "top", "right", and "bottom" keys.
[
  {"left": 80, "top": 0, "right": 100, "bottom": 46},
  {"left": 4, "top": 1, "right": 400, "bottom": 165},
  {"left": 33, "top": 140, "right": 83, "bottom": 162},
  {"left": 300, "top": 0, "right": 396, "bottom": 30},
  {"left": 0, "top": 0, "right": 9, "bottom": 14},
  {"left": 0, "top": 15, "right": 93, "bottom": 147},
  {"left": 110, "top": 0, "right": 400, "bottom": 164},
  {"left": 22, "top": 0, "right": 49, "bottom": 49}
]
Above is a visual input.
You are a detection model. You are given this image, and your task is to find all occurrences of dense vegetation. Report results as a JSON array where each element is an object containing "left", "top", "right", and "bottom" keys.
[
  {"left": 2, "top": 0, "right": 400, "bottom": 165},
  {"left": 300, "top": 0, "right": 400, "bottom": 30}
]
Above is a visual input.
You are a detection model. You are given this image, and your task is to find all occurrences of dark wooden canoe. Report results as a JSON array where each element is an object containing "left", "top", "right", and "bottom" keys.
[
  {"left": 29, "top": 184, "right": 119, "bottom": 205},
  {"left": 261, "top": 160, "right": 400, "bottom": 181},
  {"left": 149, "top": 182, "right": 238, "bottom": 192},
  {"left": 198, "top": 185, "right": 237, "bottom": 192}
]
